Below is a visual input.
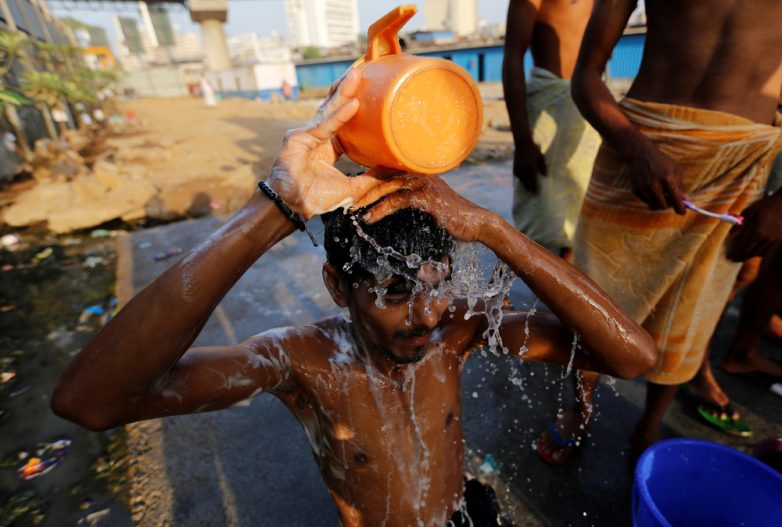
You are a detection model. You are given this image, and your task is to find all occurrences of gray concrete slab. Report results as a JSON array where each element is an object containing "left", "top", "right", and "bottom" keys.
[{"left": 117, "top": 161, "right": 781, "bottom": 526}]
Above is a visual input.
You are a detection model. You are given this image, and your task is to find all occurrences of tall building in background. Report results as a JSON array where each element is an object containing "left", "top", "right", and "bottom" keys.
[
  {"left": 115, "top": 16, "right": 144, "bottom": 55},
  {"left": 284, "top": 0, "right": 359, "bottom": 48},
  {"left": 424, "top": 0, "right": 477, "bottom": 36},
  {"left": 228, "top": 32, "right": 291, "bottom": 65}
]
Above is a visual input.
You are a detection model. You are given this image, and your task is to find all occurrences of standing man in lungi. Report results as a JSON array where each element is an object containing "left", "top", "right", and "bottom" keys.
[
  {"left": 503, "top": 0, "right": 599, "bottom": 260},
  {"left": 502, "top": 0, "right": 604, "bottom": 465},
  {"left": 568, "top": 0, "right": 782, "bottom": 454}
]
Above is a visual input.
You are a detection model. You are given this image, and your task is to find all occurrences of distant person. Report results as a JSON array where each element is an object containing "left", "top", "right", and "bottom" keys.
[
  {"left": 502, "top": 0, "right": 602, "bottom": 465},
  {"left": 568, "top": 0, "right": 782, "bottom": 452},
  {"left": 502, "top": 0, "right": 599, "bottom": 260},
  {"left": 52, "top": 69, "right": 656, "bottom": 526},
  {"left": 281, "top": 79, "right": 293, "bottom": 100},
  {"left": 200, "top": 75, "right": 217, "bottom": 107}
]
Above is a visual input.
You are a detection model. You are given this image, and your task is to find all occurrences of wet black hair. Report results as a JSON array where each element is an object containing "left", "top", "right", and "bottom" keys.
[{"left": 322, "top": 206, "right": 453, "bottom": 281}]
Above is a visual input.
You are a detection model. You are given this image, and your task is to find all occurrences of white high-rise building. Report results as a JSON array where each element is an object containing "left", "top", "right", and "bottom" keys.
[
  {"left": 425, "top": 0, "right": 477, "bottom": 37},
  {"left": 284, "top": 0, "right": 359, "bottom": 48},
  {"left": 228, "top": 33, "right": 292, "bottom": 65}
]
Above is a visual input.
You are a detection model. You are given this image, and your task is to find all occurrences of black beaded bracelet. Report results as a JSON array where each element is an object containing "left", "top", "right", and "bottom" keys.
[{"left": 258, "top": 180, "right": 318, "bottom": 246}]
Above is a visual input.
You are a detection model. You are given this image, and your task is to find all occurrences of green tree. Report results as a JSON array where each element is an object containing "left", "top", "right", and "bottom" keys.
[{"left": 302, "top": 47, "right": 321, "bottom": 60}]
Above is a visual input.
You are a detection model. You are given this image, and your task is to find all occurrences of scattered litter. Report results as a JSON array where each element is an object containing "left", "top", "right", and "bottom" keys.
[
  {"left": 61, "top": 237, "right": 83, "bottom": 246},
  {"left": 0, "top": 304, "right": 15, "bottom": 313},
  {"left": 10, "top": 385, "right": 31, "bottom": 398},
  {"left": 83, "top": 256, "right": 104, "bottom": 268},
  {"left": 210, "top": 199, "right": 221, "bottom": 210},
  {"left": 108, "top": 298, "right": 119, "bottom": 320},
  {"left": 1, "top": 371, "right": 16, "bottom": 384},
  {"left": 1, "top": 234, "right": 20, "bottom": 250},
  {"left": 0, "top": 490, "right": 45, "bottom": 525},
  {"left": 772, "top": 383, "right": 782, "bottom": 398},
  {"left": 77, "top": 298, "right": 117, "bottom": 329},
  {"left": 478, "top": 453, "right": 498, "bottom": 475},
  {"left": 1, "top": 264, "right": 14, "bottom": 271},
  {"left": 78, "top": 508, "right": 111, "bottom": 526},
  {"left": 82, "top": 304, "right": 106, "bottom": 316},
  {"left": 90, "top": 229, "right": 111, "bottom": 239},
  {"left": 154, "top": 247, "right": 183, "bottom": 261},
  {"left": 17, "top": 439, "right": 72, "bottom": 481},
  {"left": 138, "top": 241, "right": 152, "bottom": 249},
  {"left": 34, "top": 247, "right": 53, "bottom": 260}
]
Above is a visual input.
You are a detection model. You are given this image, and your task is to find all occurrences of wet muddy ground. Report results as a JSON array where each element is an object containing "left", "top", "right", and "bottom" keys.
[{"left": 0, "top": 228, "right": 131, "bottom": 526}]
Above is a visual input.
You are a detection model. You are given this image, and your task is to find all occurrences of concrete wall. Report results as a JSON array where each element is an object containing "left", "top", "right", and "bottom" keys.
[{"left": 209, "top": 63, "right": 299, "bottom": 101}]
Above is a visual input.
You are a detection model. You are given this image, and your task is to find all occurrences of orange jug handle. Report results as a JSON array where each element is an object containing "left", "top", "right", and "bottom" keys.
[{"left": 365, "top": 5, "right": 417, "bottom": 62}]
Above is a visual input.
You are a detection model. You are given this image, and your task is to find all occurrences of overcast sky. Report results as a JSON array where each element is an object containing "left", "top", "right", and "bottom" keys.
[{"left": 48, "top": 0, "right": 512, "bottom": 43}]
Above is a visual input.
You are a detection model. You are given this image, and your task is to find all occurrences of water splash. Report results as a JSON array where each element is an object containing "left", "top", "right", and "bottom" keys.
[
  {"left": 345, "top": 212, "right": 516, "bottom": 355},
  {"left": 562, "top": 332, "right": 580, "bottom": 379}
]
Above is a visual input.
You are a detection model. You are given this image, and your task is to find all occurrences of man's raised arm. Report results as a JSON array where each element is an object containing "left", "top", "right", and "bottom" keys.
[
  {"left": 52, "top": 69, "right": 381, "bottom": 430},
  {"left": 572, "top": 0, "right": 685, "bottom": 214},
  {"left": 502, "top": 0, "right": 547, "bottom": 192}
]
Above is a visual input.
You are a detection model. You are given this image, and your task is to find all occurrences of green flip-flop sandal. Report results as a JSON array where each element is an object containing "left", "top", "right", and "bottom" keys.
[{"left": 695, "top": 399, "right": 753, "bottom": 438}]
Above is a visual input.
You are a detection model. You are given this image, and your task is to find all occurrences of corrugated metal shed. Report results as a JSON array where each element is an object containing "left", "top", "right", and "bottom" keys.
[{"left": 295, "top": 32, "right": 647, "bottom": 89}]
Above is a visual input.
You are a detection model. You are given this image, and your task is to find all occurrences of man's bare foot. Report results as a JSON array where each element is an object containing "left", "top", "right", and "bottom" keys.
[
  {"left": 721, "top": 351, "right": 782, "bottom": 378},
  {"left": 689, "top": 364, "right": 730, "bottom": 408},
  {"left": 536, "top": 407, "right": 588, "bottom": 466},
  {"left": 765, "top": 314, "right": 782, "bottom": 343}
]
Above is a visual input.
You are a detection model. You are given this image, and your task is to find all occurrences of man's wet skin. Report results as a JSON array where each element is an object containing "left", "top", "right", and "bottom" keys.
[
  {"left": 627, "top": 0, "right": 782, "bottom": 124},
  {"left": 273, "top": 313, "right": 476, "bottom": 526}
]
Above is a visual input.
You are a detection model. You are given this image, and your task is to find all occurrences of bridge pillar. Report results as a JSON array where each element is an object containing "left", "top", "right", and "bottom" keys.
[{"left": 189, "top": 0, "right": 231, "bottom": 71}]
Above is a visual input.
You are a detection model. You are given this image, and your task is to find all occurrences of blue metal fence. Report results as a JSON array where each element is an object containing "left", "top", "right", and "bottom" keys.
[{"left": 295, "top": 33, "right": 646, "bottom": 89}]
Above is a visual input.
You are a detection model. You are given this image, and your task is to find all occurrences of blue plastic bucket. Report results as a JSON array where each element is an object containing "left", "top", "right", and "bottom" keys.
[{"left": 633, "top": 438, "right": 782, "bottom": 527}]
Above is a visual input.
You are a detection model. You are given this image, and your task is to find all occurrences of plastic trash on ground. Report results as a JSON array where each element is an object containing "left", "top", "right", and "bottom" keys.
[
  {"left": 17, "top": 439, "right": 72, "bottom": 481},
  {"left": 154, "top": 247, "right": 183, "bottom": 261},
  {"left": 479, "top": 453, "right": 499, "bottom": 475}
]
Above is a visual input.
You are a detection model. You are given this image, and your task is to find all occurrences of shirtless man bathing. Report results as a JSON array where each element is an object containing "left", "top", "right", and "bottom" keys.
[
  {"left": 565, "top": 0, "right": 782, "bottom": 450},
  {"left": 51, "top": 69, "right": 656, "bottom": 526}
]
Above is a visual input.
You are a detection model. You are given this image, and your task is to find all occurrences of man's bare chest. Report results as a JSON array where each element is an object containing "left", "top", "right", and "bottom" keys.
[{"left": 279, "top": 350, "right": 464, "bottom": 472}]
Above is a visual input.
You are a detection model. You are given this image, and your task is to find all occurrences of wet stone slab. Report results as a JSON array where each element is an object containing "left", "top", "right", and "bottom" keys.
[{"left": 116, "top": 160, "right": 781, "bottom": 526}]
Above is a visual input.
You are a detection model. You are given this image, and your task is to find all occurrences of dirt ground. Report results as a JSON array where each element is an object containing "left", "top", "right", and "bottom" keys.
[{"left": 119, "top": 88, "right": 515, "bottom": 185}]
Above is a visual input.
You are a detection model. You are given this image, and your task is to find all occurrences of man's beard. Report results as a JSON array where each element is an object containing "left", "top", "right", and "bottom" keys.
[{"left": 379, "top": 345, "right": 427, "bottom": 364}]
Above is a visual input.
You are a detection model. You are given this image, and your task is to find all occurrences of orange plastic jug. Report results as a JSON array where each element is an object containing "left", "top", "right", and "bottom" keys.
[{"left": 335, "top": 5, "right": 483, "bottom": 175}]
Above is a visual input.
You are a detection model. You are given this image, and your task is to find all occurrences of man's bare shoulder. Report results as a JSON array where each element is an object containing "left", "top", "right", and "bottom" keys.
[{"left": 248, "top": 317, "right": 347, "bottom": 356}]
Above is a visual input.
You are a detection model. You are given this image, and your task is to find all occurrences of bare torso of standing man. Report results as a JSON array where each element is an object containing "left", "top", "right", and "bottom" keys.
[
  {"left": 629, "top": 0, "right": 782, "bottom": 124},
  {"left": 531, "top": 0, "right": 594, "bottom": 79}
]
